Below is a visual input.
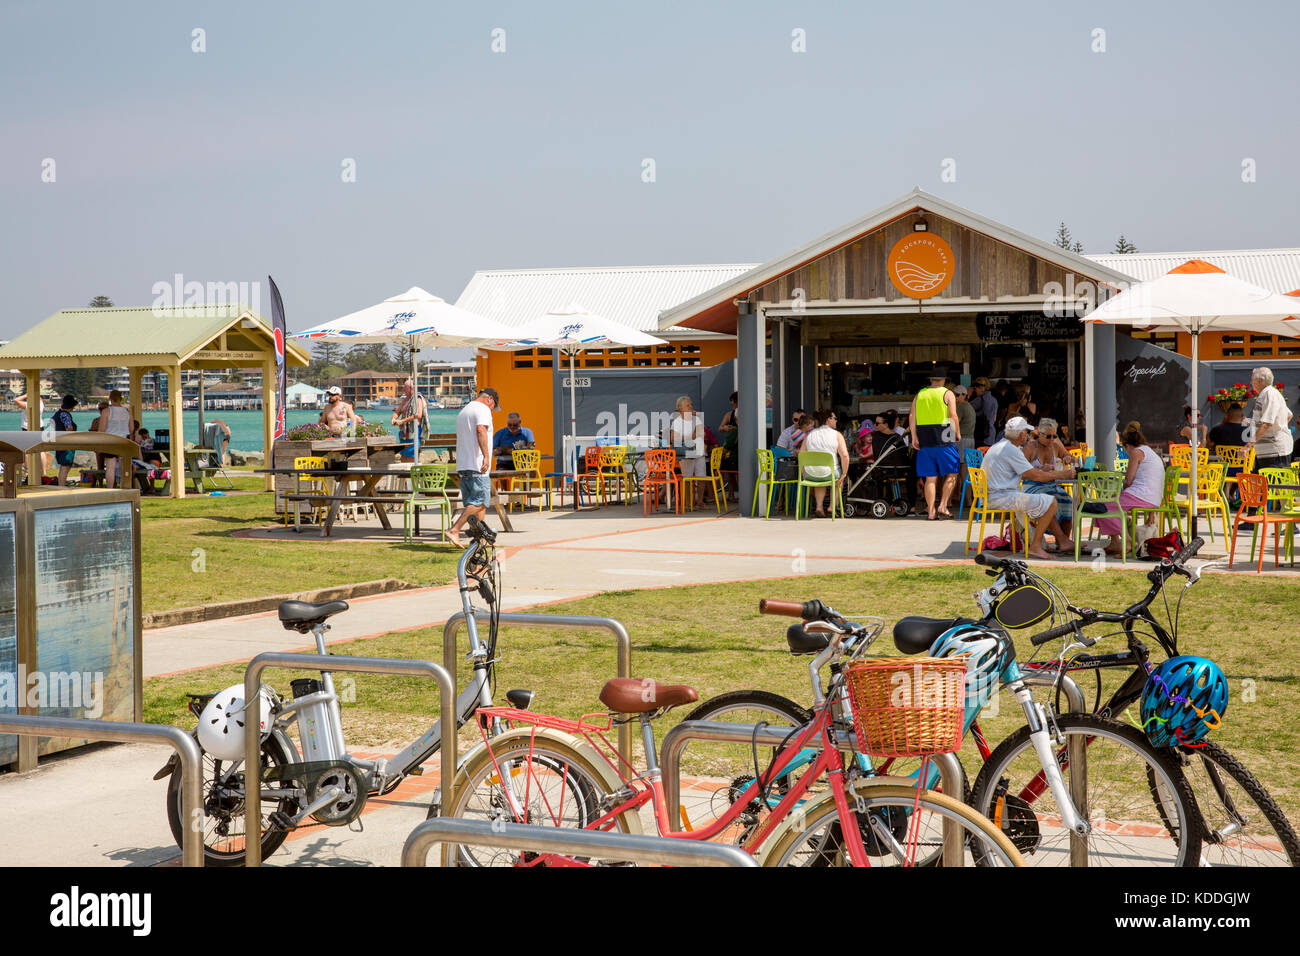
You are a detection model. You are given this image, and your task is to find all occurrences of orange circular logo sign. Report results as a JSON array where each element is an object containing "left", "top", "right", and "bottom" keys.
[{"left": 887, "top": 233, "right": 955, "bottom": 298}]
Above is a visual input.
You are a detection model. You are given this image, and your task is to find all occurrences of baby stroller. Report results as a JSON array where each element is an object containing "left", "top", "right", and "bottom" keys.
[{"left": 844, "top": 439, "right": 913, "bottom": 518}]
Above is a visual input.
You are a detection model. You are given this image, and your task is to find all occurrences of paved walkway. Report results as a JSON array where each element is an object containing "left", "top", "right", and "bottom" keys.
[{"left": 1, "top": 500, "right": 1289, "bottom": 866}]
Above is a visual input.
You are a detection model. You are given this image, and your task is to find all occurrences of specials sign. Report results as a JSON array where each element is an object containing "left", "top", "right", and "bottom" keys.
[{"left": 887, "top": 233, "right": 955, "bottom": 299}]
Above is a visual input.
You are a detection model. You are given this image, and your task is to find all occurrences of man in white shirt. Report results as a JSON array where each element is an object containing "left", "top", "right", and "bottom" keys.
[
  {"left": 1246, "top": 367, "right": 1294, "bottom": 470},
  {"left": 981, "top": 416, "right": 1075, "bottom": 560},
  {"left": 446, "top": 387, "right": 500, "bottom": 548},
  {"left": 775, "top": 408, "right": 806, "bottom": 451}
]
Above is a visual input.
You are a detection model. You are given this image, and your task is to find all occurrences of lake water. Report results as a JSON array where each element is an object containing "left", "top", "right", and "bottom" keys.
[{"left": 0, "top": 408, "right": 464, "bottom": 453}]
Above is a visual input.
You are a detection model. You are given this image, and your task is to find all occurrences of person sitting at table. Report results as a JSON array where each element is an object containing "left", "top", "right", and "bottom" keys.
[
  {"left": 1020, "top": 417, "right": 1075, "bottom": 542},
  {"left": 670, "top": 396, "right": 707, "bottom": 478},
  {"left": 775, "top": 408, "right": 806, "bottom": 451},
  {"left": 1091, "top": 421, "right": 1164, "bottom": 556},
  {"left": 1178, "top": 405, "right": 1209, "bottom": 447},
  {"left": 320, "top": 386, "right": 360, "bottom": 436},
  {"left": 492, "top": 412, "right": 535, "bottom": 470},
  {"left": 802, "top": 409, "right": 849, "bottom": 518},
  {"left": 981, "top": 416, "right": 1075, "bottom": 560},
  {"left": 1209, "top": 403, "right": 1247, "bottom": 449}
]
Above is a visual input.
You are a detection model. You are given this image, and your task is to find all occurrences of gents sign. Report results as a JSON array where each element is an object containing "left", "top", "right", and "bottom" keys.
[
  {"left": 976, "top": 313, "right": 1083, "bottom": 342},
  {"left": 887, "top": 233, "right": 955, "bottom": 299}
]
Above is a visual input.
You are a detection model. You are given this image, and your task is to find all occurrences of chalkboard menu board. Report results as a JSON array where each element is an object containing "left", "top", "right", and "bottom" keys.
[
  {"left": 976, "top": 313, "right": 1083, "bottom": 342},
  {"left": 1116, "top": 351, "right": 1190, "bottom": 448}
]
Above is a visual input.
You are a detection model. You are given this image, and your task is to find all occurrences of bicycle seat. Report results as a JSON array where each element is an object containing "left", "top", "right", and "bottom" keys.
[
  {"left": 599, "top": 678, "right": 698, "bottom": 714},
  {"left": 892, "top": 616, "right": 974, "bottom": 655},
  {"left": 786, "top": 623, "right": 830, "bottom": 656},
  {"left": 278, "top": 599, "right": 350, "bottom": 632}
]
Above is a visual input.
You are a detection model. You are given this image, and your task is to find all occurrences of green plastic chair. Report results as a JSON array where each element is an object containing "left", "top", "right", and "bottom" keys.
[
  {"left": 1257, "top": 467, "right": 1300, "bottom": 563},
  {"left": 1126, "top": 466, "right": 1182, "bottom": 538},
  {"left": 1073, "top": 471, "right": 1128, "bottom": 564},
  {"left": 795, "top": 451, "right": 842, "bottom": 520},
  {"left": 403, "top": 464, "right": 452, "bottom": 542},
  {"left": 752, "top": 449, "right": 798, "bottom": 518}
]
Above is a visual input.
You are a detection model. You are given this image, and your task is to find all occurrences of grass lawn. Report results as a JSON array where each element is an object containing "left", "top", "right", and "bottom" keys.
[
  {"left": 144, "top": 564, "right": 1300, "bottom": 823},
  {"left": 138, "top": 474, "right": 461, "bottom": 613}
]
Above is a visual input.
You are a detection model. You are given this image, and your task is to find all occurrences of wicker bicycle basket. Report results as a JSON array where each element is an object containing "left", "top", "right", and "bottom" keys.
[{"left": 844, "top": 656, "right": 967, "bottom": 757}]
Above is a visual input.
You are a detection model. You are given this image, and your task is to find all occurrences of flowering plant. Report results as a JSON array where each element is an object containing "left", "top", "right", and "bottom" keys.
[{"left": 284, "top": 422, "right": 392, "bottom": 441}]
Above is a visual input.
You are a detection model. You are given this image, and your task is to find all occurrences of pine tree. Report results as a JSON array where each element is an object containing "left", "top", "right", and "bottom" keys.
[
  {"left": 1055, "top": 222, "right": 1074, "bottom": 249},
  {"left": 1113, "top": 234, "right": 1138, "bottom": 254}
]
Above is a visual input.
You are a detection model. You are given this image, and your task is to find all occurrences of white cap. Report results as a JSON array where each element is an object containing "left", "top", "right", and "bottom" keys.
[
  {"left": 327, "top": 386, "right": 342, "bottom": 395},
  {"left": 1004, "top": 416, "right": 1030, "bottom": 433}
]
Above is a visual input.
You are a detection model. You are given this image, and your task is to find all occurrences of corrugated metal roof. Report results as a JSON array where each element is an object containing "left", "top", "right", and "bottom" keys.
[
  {"left": 1085, "top": 249, "right": 1300, "bottom": 292},
  {"left": 0, "top": 305, "right": 309, "bottom": 365},
  {"left": 454, "top": 264, "right": 756, "bottom": 334}
]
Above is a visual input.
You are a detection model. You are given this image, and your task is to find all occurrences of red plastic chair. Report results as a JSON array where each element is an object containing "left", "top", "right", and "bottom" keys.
[
  {"left": 575, "top": 445, "right": 604, "bottom": 505},
  {"left": 642, "top": 448, "right": 681, "bottom": 514}
]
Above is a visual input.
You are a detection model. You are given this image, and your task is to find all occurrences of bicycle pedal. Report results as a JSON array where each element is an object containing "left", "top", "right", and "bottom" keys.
[
  {"left": 408, "top": 766, "right": 423, "bottom": 776},
  {"left": 267, "top": 811, "right": 295, "bottom": 832}
]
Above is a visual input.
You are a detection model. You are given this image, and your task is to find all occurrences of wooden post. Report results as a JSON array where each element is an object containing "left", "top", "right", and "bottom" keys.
[
  {"left": 128, "top": 367, "right": 143, "bottom": 432},
  {"left": 262, "top": 358, "right": 275, "bottom": 490},
  {"left": 169, "top": 365, "right": 185, "bottom": 498},
  {"left": 24, "top": 370, "right": 40, "bottom": 486}
]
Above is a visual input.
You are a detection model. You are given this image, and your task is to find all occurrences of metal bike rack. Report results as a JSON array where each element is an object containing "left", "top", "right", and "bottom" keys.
[
  {"left": 444, "top": 610, "right": 634, "bottom": 766},
  {"left": 243, "top": 652, "right": 456, "bottom": 868},
  {"left": 0, "top": 715, "right": 205, "bottom": 868},
  {"left": 660, "top": 719, "right": 970, "bottom": 866},
  {"left": 401, "top": 817, "right": 756, "bottom": 867}
]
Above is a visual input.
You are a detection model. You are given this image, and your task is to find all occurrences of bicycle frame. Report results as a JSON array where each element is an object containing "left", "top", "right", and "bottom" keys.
[{"left": 471, "top": 695, "right": 879, "bottom": 866}]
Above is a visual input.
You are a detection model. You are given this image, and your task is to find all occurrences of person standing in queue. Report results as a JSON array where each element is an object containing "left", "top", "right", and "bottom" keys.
[
  {"left": 909, "top": 369, "right": 961, "bottom": 520},
  {"left": 445, "top": 387, "right": 500, "bottom": 549}
]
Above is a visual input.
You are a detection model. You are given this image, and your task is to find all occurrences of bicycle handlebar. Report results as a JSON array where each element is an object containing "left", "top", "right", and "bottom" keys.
[{"left": 759, "top": 598, "right": 832, "bottom": 621}]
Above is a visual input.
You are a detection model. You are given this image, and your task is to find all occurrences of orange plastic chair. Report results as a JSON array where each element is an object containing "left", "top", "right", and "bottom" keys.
[
  {"left": 642, "top": 448, "right": 681, "bottom": 514},
  {"left": 575, "top": 445, "right": 604, "bottom": 504},
  {"left": 1229, "top": 474, "right": 1299, "bottom": 573}
]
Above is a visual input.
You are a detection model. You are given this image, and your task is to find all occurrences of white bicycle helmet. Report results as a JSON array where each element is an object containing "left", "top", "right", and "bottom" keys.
[{"left": 197, "top": 684, "right": 275, "bottom": 761}]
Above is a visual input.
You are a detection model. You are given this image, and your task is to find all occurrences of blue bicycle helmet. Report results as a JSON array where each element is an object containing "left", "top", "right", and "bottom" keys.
[{"left": 1140, "top": 655, "right": 1228, "bottom": 748}]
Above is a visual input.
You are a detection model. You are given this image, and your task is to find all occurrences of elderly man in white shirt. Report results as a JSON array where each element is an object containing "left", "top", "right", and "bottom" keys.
[
  {"left": 980, "top": 416, "right": 1076, "bottom": 560},
  {"left": 1246, "top": 366, "right": 1295, "bottom": 470},
  {"left": 775, "top": 408, "right": 806, "bottom": 451}
]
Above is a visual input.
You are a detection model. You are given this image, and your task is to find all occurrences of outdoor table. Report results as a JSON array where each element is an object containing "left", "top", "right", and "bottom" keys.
[{"left": 156, "top": 446, "right": 216, "bottom": 494}]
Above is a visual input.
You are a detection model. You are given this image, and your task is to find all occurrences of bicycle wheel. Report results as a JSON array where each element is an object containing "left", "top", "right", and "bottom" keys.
[
  {"left": 971, "top": 713, "right": 1201, "bottom": 866},
  {"left": 679, "top": 691, "right": 814, "bottom": 840},
  {"left": 440, "top": 735, "right": 638, "bottom": 866},
  {"left": 761, "top": 782, "right": 1023, "bottom": 867},
  {"left": 1174, "top": 741, "right": 1300, "bottom": 867},
  {"left": 166, "top": 732, "right": 300, "bottom": 867}
]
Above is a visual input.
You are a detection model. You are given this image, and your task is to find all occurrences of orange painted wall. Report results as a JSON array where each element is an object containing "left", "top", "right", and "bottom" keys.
[
  {"left": 475, "top": 338, "right": 739, "bottom": 460},
  {"left": 1132, "top": 330, "right": 1300, "bottom": 361}
]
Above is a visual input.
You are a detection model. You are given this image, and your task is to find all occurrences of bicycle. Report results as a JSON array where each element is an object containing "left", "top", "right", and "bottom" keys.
[
  {"left": 155, "top": 515, "right": 506, "bottom": 866},
  {"left": 686, "top": 553, "right": 1205, "bottom": 866},
  {"left": 1005, "top": 540, "right": 1299, "bottom": 867},
  {"left": 439, "top": 600, "right": 1024, "bottom": 866}
]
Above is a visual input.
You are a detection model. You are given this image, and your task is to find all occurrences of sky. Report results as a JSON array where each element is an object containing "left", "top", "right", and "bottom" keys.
[{"left": 2, "top": 0, "right": 1298, "bottom": 345}]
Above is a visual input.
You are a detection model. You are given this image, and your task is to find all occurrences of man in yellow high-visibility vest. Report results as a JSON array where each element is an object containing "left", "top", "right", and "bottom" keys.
[{"left": 909, "top": 370, "right": 961, "bottom": 520}]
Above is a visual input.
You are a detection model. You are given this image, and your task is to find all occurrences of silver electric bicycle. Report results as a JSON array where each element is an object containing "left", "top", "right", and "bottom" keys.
[{"left": 156, "top": 515, "right": 504, "bottom": 866}]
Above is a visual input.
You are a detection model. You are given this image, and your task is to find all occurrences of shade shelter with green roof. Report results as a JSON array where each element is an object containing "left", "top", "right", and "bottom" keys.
[{"left": 0, "top": 305, "right": 309, "bottom": 497}]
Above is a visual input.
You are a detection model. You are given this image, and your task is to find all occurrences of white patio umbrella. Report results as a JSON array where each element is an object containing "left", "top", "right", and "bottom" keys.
[
  {"left": 1085, "top": 260, "right": 1300, "bottom": 536},
  {"left": 480, "top": 303, "right": 667, "bottom": 480},
  {"left": 291, "top": 287, "right": 511, "bottom": 458}
]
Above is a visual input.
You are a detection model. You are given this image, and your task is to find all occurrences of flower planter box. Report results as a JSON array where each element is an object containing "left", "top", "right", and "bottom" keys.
[{"left": 271, "top": 439, "right": 368, "bottom": 513}]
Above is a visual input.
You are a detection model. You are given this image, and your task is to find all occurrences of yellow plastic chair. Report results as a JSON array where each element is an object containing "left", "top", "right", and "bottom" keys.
[
  {"left": 963, "top": 467, "right": 1029, "bottom": 556},
  {"left": 1174, "top": 461, "right": 1229, "bottom": 541},
  {"left": 1127, "top": 466, "right": 1183, "bottom": 537},
  {"left": 597, "top": 445, "right": 630, "bottom": 504},
  {"left": 1217, "top": 444, "right": 1255, "bottom": 499},
  {"left": 1169, "top": 444, "right": 1209, "bottom": 492},
  {"left": 509, "top": 448, "right": 552, "bottom": 512},
  {"left": 683, "top": 446, "right": 727, "bottom": 514},
  {"left": 795, "top": 451, "right": 843, "bottom": 520},
  {"left": 288, "top": 456, "right": 329, "bottom": 529}
]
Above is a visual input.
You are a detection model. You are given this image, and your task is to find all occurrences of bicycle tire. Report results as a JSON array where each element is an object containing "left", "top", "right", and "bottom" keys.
[
  {"left": 1172, "top": 740, "right": 1300, "bottom": 867},
  {"left": 166, "top": 732, "right": 300, "bottom": 867},
  {"left": 438, "top": 736, "right": 638, "bottom": 866},
  {"left": 971, "top": 713, "right": 1201, "bottom": 866},
  {"left": 760, "top": 782, "right": 1023, "bottom": 867}
]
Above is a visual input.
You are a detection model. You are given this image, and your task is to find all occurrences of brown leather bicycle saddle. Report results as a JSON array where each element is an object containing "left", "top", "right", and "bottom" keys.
[{"left": 599, "top": 678, "right": 699, "bottom": 714}]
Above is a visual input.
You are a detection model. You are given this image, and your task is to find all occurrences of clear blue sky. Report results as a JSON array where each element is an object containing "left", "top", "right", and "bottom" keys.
[{"left": 2, "top": 0, "right": 1297, "bottom": 341}]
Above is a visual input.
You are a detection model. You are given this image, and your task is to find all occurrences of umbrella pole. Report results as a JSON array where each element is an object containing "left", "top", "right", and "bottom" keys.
[
  {"left": 570, "top": 350, "right": 578, "bottom": 510},
  {"left": 1189, "top": 328, "right": 1199, "bottom": 541},
  {"left": 411, "top": 340, "right": 420, "bottom": 462}
]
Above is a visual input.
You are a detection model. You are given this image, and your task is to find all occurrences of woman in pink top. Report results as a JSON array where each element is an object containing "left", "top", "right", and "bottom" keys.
[{"left": 1095, "top": 421, "right": 1165, "bottom": 555}]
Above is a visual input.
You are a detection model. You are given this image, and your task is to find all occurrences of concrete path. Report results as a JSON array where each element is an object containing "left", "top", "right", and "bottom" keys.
[{"left": 1, "top": 500, "right": 1289, "bottom": 866}]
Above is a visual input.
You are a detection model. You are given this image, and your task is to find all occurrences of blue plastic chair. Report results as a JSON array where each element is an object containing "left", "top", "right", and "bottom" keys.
[{"left": 957, "top": 447, "right": 984, "bottom": 518}]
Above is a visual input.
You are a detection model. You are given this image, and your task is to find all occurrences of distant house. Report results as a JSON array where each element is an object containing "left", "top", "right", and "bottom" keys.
[
  {"left": 286, "top": 381, "right": 327, "bottom": 408},
  {"left": 323, "top": 370, "right": 405, "bottom": 407}
]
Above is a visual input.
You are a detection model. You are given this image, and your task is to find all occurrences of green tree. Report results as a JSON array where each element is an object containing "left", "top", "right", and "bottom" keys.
[
  {"left": 1113, "top": 234, "right": 1139, "bottom": 254},
  {"left": 1054, "top": 222, "right": 1084, "bottom": 253},
  {"left": 88, "top": 295, "right": 114, "bottom": 309}
]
